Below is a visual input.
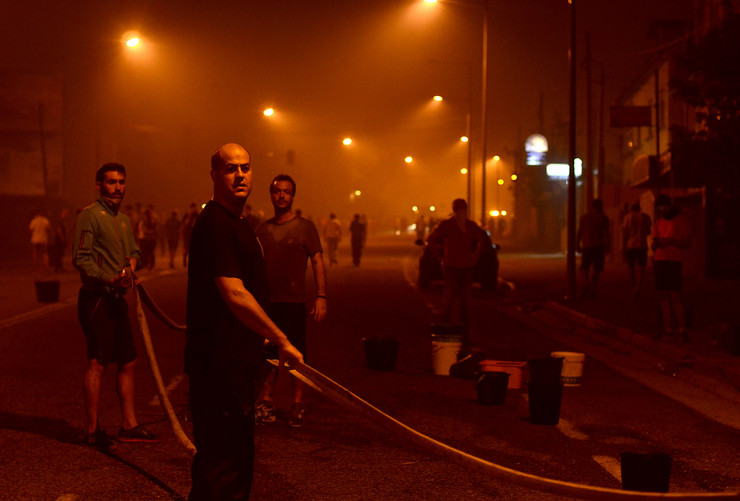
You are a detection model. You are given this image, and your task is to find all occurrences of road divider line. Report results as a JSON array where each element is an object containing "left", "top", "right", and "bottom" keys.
[
  {"left": 592, "top": 455, "right": 622, "bottom": 483},
  {"left": 557, "top": 419, "right": 589, "bottom": 441},
  {"left": 149, "top": 374, "right": 184, "bottom": 406}
]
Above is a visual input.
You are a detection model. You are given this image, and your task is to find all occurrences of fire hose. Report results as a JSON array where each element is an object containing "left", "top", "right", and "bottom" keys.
[{"left": 132, "top": 279, "right": 739, "bottom": 500}]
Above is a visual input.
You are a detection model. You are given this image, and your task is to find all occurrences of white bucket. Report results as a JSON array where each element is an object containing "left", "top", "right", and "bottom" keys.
[
  {"left": 431, "top": 335, "right": 463, "bottom": 375},
  {"left": 550, "top": 351, "right": 585, "bottom": 386}
]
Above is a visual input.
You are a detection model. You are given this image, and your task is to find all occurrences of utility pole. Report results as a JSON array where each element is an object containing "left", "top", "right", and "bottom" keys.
[
  {"left": 585, "top": 32, "right": 594, "bottom": 210},
  {"left": 567, "top": 0, "right": 577, "bottom": 300}
]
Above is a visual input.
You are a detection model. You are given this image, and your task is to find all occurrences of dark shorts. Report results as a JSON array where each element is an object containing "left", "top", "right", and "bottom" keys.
[
  {"left": 626, "top": 248, "right": 648, "bottom": 268},
  {"left": 654, "top": 260, "right": 683, "bottom": 291},
  {"left": 580, "top": 246, "right": 605, "bottom": 272},
  {"left": 264, "top": 302, "right": 307, "bottom": 361},
  {"left": 78, "top": 288, "right": 137, "bottom": 366}
]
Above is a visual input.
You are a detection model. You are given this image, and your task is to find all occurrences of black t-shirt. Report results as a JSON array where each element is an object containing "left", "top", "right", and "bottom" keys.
[{"left": 185, "top": 201, "right": 269, "bottom": 398}]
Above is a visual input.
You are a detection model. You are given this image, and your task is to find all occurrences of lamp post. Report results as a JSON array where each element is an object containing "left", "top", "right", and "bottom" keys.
[{"left": 567, "top": 0, "right": 577, "bottom": 300}]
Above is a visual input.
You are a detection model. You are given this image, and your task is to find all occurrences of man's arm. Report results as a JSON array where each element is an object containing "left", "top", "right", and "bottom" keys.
[
  {"left": 309, "top": 252, "right": 327, "bottom": 322},
  {"left": 214, "top": 276, "right": 303, "bottom": 366}
]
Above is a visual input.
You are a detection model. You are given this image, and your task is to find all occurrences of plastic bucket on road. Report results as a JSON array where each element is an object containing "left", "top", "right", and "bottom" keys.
[
  {"left": 34, "top": 280, "right": 60, "bottom": 303},
  {"left": 527, "top": 357, "right": 564, "bottom": 425},
  {"left": 528, "top": 356, "right": 564, "bottom": 385},
  {"left": 431, "top": 334, "right": 463, "bottom": 375},
  {"left": 550, "top": 351, "right": 585, "bottom": 386},
  {"left": 476, "top": 371, "right": 509, "bottom": 405},
  {"left": 363, "top": 337, "right": 400, "bottom": 371},
  {"left": 479, "top": 360, "right": 526, "bottom": 389},
  {"left": 528, "top": 382, "right": 562, "bottom": 425},
  {"left": 620, "top": 452, "right": 672, "bottom": 492}
]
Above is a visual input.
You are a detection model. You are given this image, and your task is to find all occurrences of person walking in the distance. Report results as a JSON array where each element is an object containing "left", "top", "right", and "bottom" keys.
[
  {"left": 652, "top": 194, "right": 692, "bottom": 342},
  {"left": 622, "top": 202, "right": 652, "bottom": 298},
  {"left": 323, "top": 212, "right": 341, "bottom": 265},
  {"left": 426, "top": 198, "right": 484, "bottom": 342},
  {"left": 73, "top": 162, "right": 159, "bottom": 450},
  {"left": 29, "top": 210, "right": 51, "bottom": 270},
  {"left": 576, "top": 199, "right": 611, "bottom": 299},
  {"left": 181, "top": 203, "right": 199, "bottom": 267},
  {"left": 186, "top": 144, "right": 303, "bottom": 499},
  {"left": 255, "top": 174, "right": 327, "bottom": 427},
  {"left": 349, "top": 213, "right": 366, "bottom": 267},
  {"left": 164, "top": 210, "right": 181, "bottom": 269}
]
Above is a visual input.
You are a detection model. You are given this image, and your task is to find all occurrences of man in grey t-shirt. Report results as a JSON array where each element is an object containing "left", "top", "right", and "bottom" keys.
[{"left": 255, "top": 174, "right": 327, "bottom": 427}]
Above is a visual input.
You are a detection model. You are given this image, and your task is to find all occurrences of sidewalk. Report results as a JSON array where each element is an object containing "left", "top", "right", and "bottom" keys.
[
  {"left": 0, "top": 251, "right": 186, "bottom": 328},
  {"left": 497, "top": 252, "right": 740, "bottom": 391}
]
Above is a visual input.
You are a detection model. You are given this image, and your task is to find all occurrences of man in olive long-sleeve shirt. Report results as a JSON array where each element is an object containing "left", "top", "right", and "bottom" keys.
[{"left": 73, "top": 162, "right": 158, "bottom": 450}]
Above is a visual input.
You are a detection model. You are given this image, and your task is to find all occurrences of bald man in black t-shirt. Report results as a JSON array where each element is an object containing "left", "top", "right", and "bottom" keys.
[{"left": 185, "top": 143, "right": 302, "bottom": 500}]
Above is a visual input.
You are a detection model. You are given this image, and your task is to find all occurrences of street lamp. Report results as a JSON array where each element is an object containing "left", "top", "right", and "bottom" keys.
[
  {"left": 404, "top": 156, "right": 414, "bottom": 164},
  {"left": 263, "top": 108, "right": 275, "bottom": 117},
  {"left": 343, "top": 137, "right": 352, "bottom": 146}
]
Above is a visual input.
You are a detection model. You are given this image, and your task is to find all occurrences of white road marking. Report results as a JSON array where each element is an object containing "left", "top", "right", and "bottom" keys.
[
  {"left": 149, "top": 374, "right": 184, "bottom": 406},
  {"left": 592, "top": 455, "right": 622, "bottom": 482},
  {"left": 556, "top": 418, "right": 589, "bottom": 440}
]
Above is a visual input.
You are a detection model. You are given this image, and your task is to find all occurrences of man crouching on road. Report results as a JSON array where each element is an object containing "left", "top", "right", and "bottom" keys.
[
  {"left": 185, "top": 143, "right": 303, "bottom": 499},
  {"left": 74, "top": 162, "right": 160, "bottom": 450}
]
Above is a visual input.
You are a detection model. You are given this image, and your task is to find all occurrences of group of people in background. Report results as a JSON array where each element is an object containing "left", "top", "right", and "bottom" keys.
[{"left": 577, "top": 195, "right": 692, "bottom": 342}]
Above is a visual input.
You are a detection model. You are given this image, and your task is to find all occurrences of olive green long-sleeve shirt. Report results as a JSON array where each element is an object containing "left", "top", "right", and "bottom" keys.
[{"left": 73, "top": 198, "right": 140, "bottom": 292}]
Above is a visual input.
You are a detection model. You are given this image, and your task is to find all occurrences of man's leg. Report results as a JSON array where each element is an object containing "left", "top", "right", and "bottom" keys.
[
  {"left": 441, "top": 267, "right": 455, "bottom": 324},
  {"left": 84, "top": 359, "right": 106, "bottom": 434},
  {"left": 460, "top": 268, "right": 474, "bottom": 341},
  {"left": 117, "top": 359, "right": 138, "bottom": 430},
  {"left": 670, "top": 290, "right": 686, "bottom": 333},
  {"left": 590, "top": 270, "right": 601, "bottom": 297},
  {"left": 635, "top": 264, "right": 645, "bottom": 296}
]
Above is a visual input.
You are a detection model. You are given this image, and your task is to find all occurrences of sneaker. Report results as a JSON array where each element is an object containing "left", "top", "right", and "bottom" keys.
[
  {"left": 679, "top": 330, "right": 691, "bottom": 343},
  {"left": 85, "top": 429, "right": 117, "bottom": 451},
  {"left": 288, "top": 404, "right": 305, "bottom": 428},
  {"left": 255, "top": 401, "right": 276, "bottom": 424},
  {"left": 117, "top": 424, "right": 160, "bottom": 443}
]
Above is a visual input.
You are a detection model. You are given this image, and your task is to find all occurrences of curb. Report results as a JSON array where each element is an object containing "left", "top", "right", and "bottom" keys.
[{"left": 540, "top": 300, "right": 740, "bottom": 392}]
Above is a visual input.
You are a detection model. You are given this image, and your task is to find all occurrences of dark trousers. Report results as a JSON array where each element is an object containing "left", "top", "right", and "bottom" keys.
[{"left": 189, "top": 385, "right": 256, "bottom": 501}]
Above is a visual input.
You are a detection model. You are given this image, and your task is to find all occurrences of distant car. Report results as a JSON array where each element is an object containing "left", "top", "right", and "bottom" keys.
[{"left": 418, "top": 230, "right": 499, "bottom": 291}]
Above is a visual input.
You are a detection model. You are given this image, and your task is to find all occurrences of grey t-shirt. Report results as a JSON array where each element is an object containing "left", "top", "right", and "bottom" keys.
[{"left": 256, "top": 216, "right": 323, "bottom": 303}]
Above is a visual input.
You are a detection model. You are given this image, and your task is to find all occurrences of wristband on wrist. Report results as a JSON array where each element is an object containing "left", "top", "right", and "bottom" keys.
[{"left": 316, "top": 294, "right": 326, "bottom": 299}]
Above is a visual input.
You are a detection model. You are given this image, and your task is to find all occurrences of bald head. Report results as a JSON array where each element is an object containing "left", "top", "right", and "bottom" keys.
[
  {"left": 211, "top": 143, "right": 250, "bottom": 171},
  {"left": 210, "top": 143, "right": 253, "bottom": 215}
]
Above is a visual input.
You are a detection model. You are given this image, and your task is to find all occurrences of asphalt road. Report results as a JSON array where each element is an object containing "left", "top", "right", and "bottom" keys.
[{"left": 0, "top": 235, "right": 738, "bottom": 500}]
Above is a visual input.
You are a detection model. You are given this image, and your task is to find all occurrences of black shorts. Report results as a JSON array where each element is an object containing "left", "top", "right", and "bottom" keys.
[
  {"left": 264, "top": 302, "right": 307, "bottom": 361},
  {"left": 580, "top": 246, "right": 605, "bottom": 272},
  {"left": 78, "top": 288, "right": 137, "bottom": 366},
  {"left": 626, "top": 248, "right": 648, "bottom": 268},
  {"left": 654, "top": 260, "right": 682, "bottom": 291}
]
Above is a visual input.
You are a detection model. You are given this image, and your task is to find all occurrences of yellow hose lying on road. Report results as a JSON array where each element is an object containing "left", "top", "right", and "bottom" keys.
[
  {"left": 132, "top": 280, "right": 196, "bottom": 457},
  {"left": 276, "top": 361, "right": 740, "bottom": 500},
  {"left": 137, "top": 284, "right": 739, "bottom": 499}
]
